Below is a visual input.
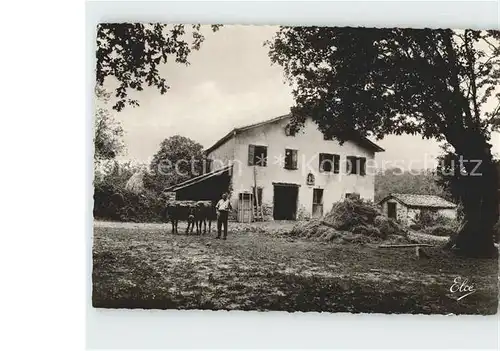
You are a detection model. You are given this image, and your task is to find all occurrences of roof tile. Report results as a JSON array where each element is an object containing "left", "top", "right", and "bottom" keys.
[{"left": 384, "top": 193, "right": 457, "bottom": 209}]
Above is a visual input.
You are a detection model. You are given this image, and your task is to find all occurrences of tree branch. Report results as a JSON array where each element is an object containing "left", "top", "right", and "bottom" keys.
[
  {"left": 481, "top": 36, "right": 500, "bottom": 53},
  {"left": 464, "top": 30, "right": 481, "bottom": 122}
]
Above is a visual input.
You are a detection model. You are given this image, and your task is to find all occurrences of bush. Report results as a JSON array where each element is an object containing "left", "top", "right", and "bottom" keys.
[
  {"left": 409, "top": 223, "right": 422, "bottom": 231},
  {"left": 93, "top": 160, "right": 170, "bottom": 223},
  {"left": 93, "top": 181, "right": 165, "bottom": 222},
  {"left": 414, "top": 210, "right": 457, "bottom": 228},
  {"left": 428, "top": 225, "right": 455, "bottom": 237}
]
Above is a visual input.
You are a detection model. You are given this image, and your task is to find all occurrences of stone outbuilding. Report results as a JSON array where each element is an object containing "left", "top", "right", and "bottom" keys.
[{"left": 378, "top": 193, "right": 457, "bottom": 225}]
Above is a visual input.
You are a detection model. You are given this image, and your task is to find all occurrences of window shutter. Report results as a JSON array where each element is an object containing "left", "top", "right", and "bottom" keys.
[
  {"left": 248, "top": 145, "right": 255, "bottom": 166},
  {"left": 292, "top": 150, "right": 298, "bottom": 169},
  {"left": 352, "top": 157, "right": 358, "bottom": 174},
  {"left": 333, "top": 155, "right": 340, "bottom": 173},
  {"left": 360, "top": 157, "right": 366, "bottom": 176},
  {"left": 346, "top": 156, "right": 353, "bottom": 174}
]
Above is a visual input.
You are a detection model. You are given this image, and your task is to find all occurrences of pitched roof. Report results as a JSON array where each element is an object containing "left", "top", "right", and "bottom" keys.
[
  {"left": 204, "top": 114, "right": 385, "bottom": 155},
  {"left": 379, "top": 193, "right": 457, "bottom": 209}
]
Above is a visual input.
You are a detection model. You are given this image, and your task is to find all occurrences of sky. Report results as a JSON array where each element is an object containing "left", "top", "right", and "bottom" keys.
[{"left": 104, "top": 25, "right": 499, "bottom": 170}]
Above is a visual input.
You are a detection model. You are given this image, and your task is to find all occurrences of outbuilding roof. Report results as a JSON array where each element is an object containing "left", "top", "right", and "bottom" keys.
[
  {"left": 379, "top": 193, "right": 457, "bottom": 209},
  {"left": 163, "top": 164, "right": 233, "bottom": 192}
]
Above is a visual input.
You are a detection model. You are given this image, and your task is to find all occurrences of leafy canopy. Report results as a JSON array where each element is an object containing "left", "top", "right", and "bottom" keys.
[
  {"left": 267, "top": 27, "right": 500, "bottom": 152},
  {"left": 94, "top": 87, "right": 125, "bottom": 161},
  {"left": 375, "top": 168, "right": 450, "bottom": 203},
  {"left": 145, "top": 135, "right": 206, "bottom": 192},
  {"left": 96, "top": 23, "right": 221, "bottom": 111}
]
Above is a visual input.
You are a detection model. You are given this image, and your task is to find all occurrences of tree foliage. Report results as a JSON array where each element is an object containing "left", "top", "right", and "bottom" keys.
[
  {"left": 93, "top": 160, "right": 164, "bottom": 222},
  {"left": 436, "top": 145, "right": 500, "bottom": 207},
  {"left": 94, "top": 87, "right": 125, "bottom": 161},
  {"left": 268, "top": 27, "right": 500, "bottom": 256},
  {"left": 375, "top": 168, "right": 450, "bottom": 203},
  {"left": 96, "top": 23, "right": 221, "bottom": 111},
  {"left": 268, "top": 27, "right": 500, "bottom": 144},
  {"left": 145, "top": 135, "right": 206, "bottom": 192}
]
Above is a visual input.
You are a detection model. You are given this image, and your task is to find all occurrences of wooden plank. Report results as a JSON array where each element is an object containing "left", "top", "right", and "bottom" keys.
[
  {"left": 378, "top": 244, "right": 434, "bottom": 248},
  {"left": 260, "top": 195, "right": 264, "bottom": 220}
]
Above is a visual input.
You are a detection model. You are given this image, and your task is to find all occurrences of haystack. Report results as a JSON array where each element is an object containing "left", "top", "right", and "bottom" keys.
[
  {"left": 125, "top": 170, "right": 146, "bottom": 194},
  {"left": 289, "top": 198, "right": 410, "bottom": 244}
]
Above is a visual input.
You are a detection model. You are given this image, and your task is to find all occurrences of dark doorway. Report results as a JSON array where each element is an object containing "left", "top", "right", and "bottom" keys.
[
  {"left": 387, "top": 202, "right": 397, "bottom": 219},
  {"left": 273, "top": 184, "right": 298, "bottom": 220}
]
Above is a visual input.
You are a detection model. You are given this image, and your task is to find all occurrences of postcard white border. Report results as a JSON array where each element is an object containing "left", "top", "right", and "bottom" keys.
[{"left": 86, "top": 1, "right": 500, "bottom": 349}]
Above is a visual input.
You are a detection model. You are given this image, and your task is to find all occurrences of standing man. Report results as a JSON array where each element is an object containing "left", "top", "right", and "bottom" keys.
[{"left": 215, "top": 192, "right": 232, "bottom": 240}]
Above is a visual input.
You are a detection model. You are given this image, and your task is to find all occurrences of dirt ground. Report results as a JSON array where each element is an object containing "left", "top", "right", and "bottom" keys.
[{"left": 92, "top": 220, "right": 498, "bottom": 314}]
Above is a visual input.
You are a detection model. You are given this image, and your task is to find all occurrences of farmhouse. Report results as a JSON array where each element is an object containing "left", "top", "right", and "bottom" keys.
[
  {"left": 165, "top": 114, "right": 384, "bottom": 222},
  {"left": 378, "top": 193, "right": 457, "bottom": 225}
]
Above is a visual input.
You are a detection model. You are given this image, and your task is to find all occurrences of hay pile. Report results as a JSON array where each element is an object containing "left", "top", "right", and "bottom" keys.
[
  {"left": 125, "top": 170, "right": 146, "bottom": 194},
  {"left": 289, "top": 198, "right": 410, "bottom": 244}
]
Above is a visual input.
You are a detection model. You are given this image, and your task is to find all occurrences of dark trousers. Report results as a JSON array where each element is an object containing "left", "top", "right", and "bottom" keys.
[{"left": 217, "top": 211, "right": 229, "bottom": 238}]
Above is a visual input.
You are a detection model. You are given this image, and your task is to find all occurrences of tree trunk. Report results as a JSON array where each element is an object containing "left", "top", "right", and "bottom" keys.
[{"left": 446, "top": 136, "right": 499, "bottom": 258}]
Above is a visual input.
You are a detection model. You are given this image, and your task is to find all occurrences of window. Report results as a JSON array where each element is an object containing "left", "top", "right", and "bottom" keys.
[
  {"left": 204, "top": 158, "right": 213, "bottom": 173},
  {"left": 313, "top": 188, "right": 324, "bottom": 204},
  {"left": 284, "top": 124, "right": 296, "bottom": 136},
  {"left": 248, "top": 145, "right": 267, "bottom": 166},
  {"left": 312, "top": 189, "right": 324, "bottom": 218},
  {"left": 319, "top": 153, "right": 340, "bottom": 173},
  {"left": 346, "top": 193, "right": 360, "bottom": 200},
  {"left": 346, "top": 156, "right": 366, "bottom": 175},
  {"left": 284, "top": 149, "right": 298, "bottom": 170}
]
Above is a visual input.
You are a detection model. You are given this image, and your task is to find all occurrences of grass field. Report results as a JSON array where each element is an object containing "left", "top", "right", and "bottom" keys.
[{"left": 92, "top": 221, "right": 498, "bottom": 314}]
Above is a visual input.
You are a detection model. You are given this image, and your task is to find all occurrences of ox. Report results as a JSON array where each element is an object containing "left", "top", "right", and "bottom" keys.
[
  {"left": 164, "top": 200, "right": 215, "bottom": 235},
  {"left": 194, "top": 200, "right": 215, "bottom": 235}
]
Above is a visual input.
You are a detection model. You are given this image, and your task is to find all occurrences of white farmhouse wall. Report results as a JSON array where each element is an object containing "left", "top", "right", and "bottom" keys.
[
  {"left": 207, "top": 137, "right": 235, "bottom": 171},
  {"left": 225, "top": 117, "right": 377, "bottom": 218}
]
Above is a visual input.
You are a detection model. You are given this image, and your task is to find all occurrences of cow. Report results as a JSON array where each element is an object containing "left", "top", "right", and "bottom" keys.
[
  {"left": 164, "top": 200, "right": 215, "bottom": 235},
  {"left": 186, "top": 207, "right": 196, "bottom": 234},
  {"left": 194, "top": 200, "right": 216, "bottom": 234},
  {"left": 164, "top": 200, "right": 196, "bottom": 234}
]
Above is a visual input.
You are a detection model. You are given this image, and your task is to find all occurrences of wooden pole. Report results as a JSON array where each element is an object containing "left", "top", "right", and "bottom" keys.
[
  {"left": 253, "top": 166, "right": 258, "bottom": 221},
  {"left": 253, "top": 165, "right": 264, "bottom": 221},
  {"left": 260, "top": 193, "right": 264, "bottom": 220}
]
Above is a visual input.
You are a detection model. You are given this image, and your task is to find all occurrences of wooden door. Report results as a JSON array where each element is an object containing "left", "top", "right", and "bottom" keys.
[
  {"left": 387, "top": 202, "right": 397, "bottom": 219},
  {"left": 312, "top": 188, "right": 324, "bottom": 218},
  {"left": 273, "top": 185, "right": 298, "bottom": 220},
  {"left": 238, "top": 193, "right": 253, "bottom": 223}
]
